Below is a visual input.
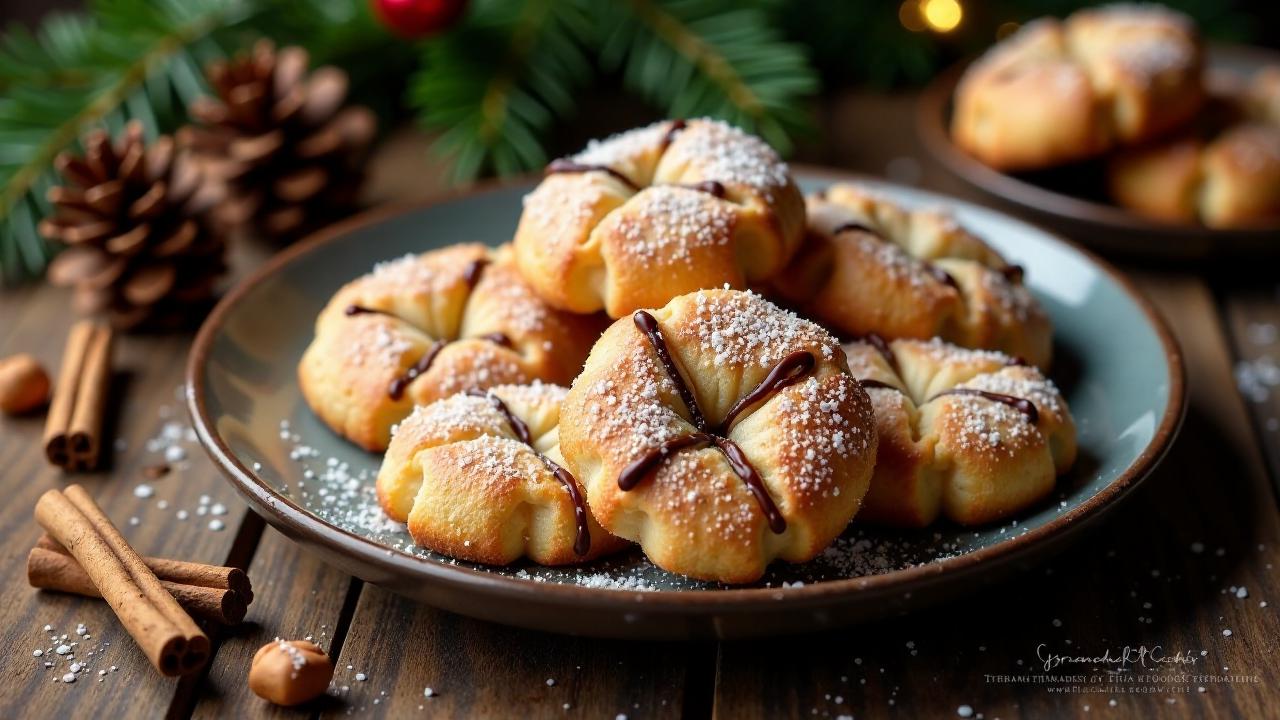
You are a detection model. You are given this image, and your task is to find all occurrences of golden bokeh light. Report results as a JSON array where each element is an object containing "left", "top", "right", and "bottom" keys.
[
  {"left": 921, "top": 0, "right": 963, "bottom": 33},
  {"left": 898, "top": 0, "right": 926, "bottom": 32}
]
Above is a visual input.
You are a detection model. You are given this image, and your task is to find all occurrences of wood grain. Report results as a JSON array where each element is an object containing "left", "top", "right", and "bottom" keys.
[
  {"left": 0, "top": 283, "right": 260, "bottom": 716},
  {"left": 713, "top": 276, "right": 1280, "bottom": 720},
  {"left": 324, "top": 583, "right": 703, "bottom": 718},
  {"left": 188, "top": 526, "right": 359, "bottom": 719},
  {"left": 1221, "top": 287, "right": 1280, "bottom": 491}
]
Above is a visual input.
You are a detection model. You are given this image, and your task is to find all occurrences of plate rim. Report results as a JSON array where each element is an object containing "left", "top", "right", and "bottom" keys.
[
  {"left": 186, "top": 169, "right": 1187, "bottom": 611},
  {"left": 916, "top": 43, "right": 1280, "bottom": 242}
]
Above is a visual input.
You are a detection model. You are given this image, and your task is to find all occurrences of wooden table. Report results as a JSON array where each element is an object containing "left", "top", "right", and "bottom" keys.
[{"left": 1, "top": 94, "right": 1278, "bottom": 719}]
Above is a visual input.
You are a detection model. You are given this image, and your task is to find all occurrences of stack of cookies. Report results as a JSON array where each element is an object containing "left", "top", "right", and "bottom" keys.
[
  {"left": 298, "top": 118, "right": 1078, "bottom": 584},
  {"left": 951, "top": 3, "right": 1280, "bottom": 229}
]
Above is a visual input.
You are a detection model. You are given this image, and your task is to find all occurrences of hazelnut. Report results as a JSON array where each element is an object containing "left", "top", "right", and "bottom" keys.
[
  {"left": 249, "top": 639, "right": 334, "bottom": 706},
  {"left": 0, "top": 354, "right": 50, "bottom": 415}
]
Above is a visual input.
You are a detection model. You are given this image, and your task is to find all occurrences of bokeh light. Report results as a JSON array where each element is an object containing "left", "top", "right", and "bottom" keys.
[{"left": 921, "top": 0, "right": 963, "bottom": 33}]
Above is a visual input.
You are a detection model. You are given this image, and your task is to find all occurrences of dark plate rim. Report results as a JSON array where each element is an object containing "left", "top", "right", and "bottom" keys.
[
  {"left": 186, "top": 169, "right": 1187, "bottom": 612},
  {"left": 916, "top": 43, "right": 1280, "bottom": 241}
]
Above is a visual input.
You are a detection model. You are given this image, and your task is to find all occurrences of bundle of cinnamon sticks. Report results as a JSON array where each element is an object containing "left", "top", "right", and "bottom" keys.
[
  {"left": 32, "top": 485, "right": 253, "bottom": 676},
  {"left": 43, "top": 322, "right": 113, "bottom": 471}
]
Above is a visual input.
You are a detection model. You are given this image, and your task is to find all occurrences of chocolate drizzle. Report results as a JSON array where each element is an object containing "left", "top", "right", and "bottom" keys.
[
  {"left": 659, "top": 119, "right": 687, "bottom": 150},
  {"left": 632, "top": 310, "right": 707, "bottom": 430},
  {"left": 683, "top": 180, "right": 726, "bottom": 198},
  {"left": 923, "top": 262, "right": 959, "bottom": 290},
  {"left": 466, "top": 390, "right": 591, "bottom": 556},
  {"left": 929, "top": 387, "right": 1039, "bottom": 424},
  {"left": 389, "top": 342, "right": 443, "bottom": 401},
  {"left": 344, "top": 304, "right": 395, "bottom": 318},
  {"left": 462, "top": 257, "right": 489, "bottom": 289},
  {"left": 1000, "top": 264, "right": 1025, "bottom": 283},
  {"left": 474, "top": 332, "right": 513, "bottom": 349},
  {"left": 857, "top": 378, "right": 902, "bottom": 392},
  {"left": 621, "top": 310, "right": 809, "bottom": 534},
  {"left": 832, "top": 221, "right": 878, "bottom": 237},
  {"left": 848, "top": 332, "right": 898, "bottom": 373},
  {"left": 545, "top": 159, "right": 639, "bottom": 191}
]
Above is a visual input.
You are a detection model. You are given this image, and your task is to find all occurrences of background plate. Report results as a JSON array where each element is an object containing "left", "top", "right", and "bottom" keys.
[
  {"left": 188, "top": 171, "right": 1185, "bottom": 638},
  {"left": 917, "top": 44, "right": 1280, "bottom": 261}
]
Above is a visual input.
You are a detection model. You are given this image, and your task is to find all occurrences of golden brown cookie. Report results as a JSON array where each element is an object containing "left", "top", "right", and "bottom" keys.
[
  {"left": 513, "top": 119, "right": 805, "bottom": 318},
  {"left": 560, "top": 289, "right": 878, "bottom": 583},
  {"left": 844, "top": 337, "right": 1076, "bottom": 527},
  {"left": 771, "top": 184, "right": 1052, "bottom": 368},
  {"left": 952, "top": 5, "right": 1203, "bottom": 170},
  {"left": 299, "top": 243, "right": 604, "bottom": 451},
  {"left": 377, "top": 383, "right": 627, "bottom": 566}
]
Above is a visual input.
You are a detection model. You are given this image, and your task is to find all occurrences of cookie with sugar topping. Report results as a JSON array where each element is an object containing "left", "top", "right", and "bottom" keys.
[
  {"left": 377, "top": 383, "right": 628, "bottom": 566},
  {"left": 771, "top": 184, "right": 1052, "bottom": 368},
  {"left": 299, "top": 243, "right": 606, "bottom": 451},
  {"left": 513, "top": 118, "right": 805, "bottom": 318},
  {"left": 951, "top": 4, "right": 1203, "bottom": 171},
  {"left": 844, "top": 337, "right": 1077, "bottom": 527},
  {"left": 560, "top": 289, "right": 878, "bottom": 584}
]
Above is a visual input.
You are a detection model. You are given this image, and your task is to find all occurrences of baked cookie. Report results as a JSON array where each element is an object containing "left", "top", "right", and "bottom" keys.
[
  {"left": 770, "top": 184, "right": 1052, "bottom": 368},
  {"left": 377, "top": 384, "right": 626, "bottom": 565},
  {"left": 844, "top": 337, "right": 1076, "bottom": 527},
  {"left": 1108, "top": 71, "right": 1280, "bottom": 229},
  {"left": 299, "top": 243, "right": 604, "bottom": 451},
  {"left": 952, "top": 4, "right": 1203, "bottom": 170},
  {"left": 560, "top": 289, "right": 878, "bottom": 583},
  {"left": 513, "top": 118, "right": 805, "bottom": 318}
]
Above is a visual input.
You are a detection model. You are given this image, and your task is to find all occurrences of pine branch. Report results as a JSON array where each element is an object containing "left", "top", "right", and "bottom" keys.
[
  {"left": 600, "top": 0, "right": 818, "bottom": 154},
  {"left": 410, "top": 0, "right": 594, "bottom": 181}
]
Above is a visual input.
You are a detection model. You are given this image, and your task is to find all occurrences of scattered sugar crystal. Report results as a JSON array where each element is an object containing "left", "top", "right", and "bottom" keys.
[
  {"left": 957, "top": 706, "right": 974, "bottom": 718},
  {"left": 164, "top": 445, "right": 186, "bottom": 463},
  {"left": 55, "top": 645, "right": 71, "bottom": 655},
  {"left": 356, "top": 673, "right": 368, "bottom": 681},
  {"left": 61, "top": 673, "right": 76, "bottom": 683},
  {"left": 208, "top": 519, "right": 225, "bottom": 532}
]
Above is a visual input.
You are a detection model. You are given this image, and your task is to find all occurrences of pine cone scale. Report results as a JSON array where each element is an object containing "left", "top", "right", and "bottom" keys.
[
  {"left": 181, "top": 40, "right": 373, "bottom": 244},
  {"left": 39, "top": 119, "right": 227, "bottom": 331}
]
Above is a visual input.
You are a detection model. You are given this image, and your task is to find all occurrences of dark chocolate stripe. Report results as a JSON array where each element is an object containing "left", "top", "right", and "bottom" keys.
[
  {"left": 625, "top": 312, "right": 816, "bottom": 534},
  {"left": 929, "top": 387, "right": 1039, "bottom": 424},
  {"left": 633, "top": 311, "right": 707, "bottom": 431},
  {"left": 833, "top": 221, "right": 879, "bottom": 237},
  {"left": 1000, "top": 264, "right": 1025, "bottom": 283},
  {"left": 617, "top": 432, "right": 712, "bottom": 492},
  {"left": 462, "top": 257, "right": 489, "bottom": 289},
  {"left": 389, "top": 341, "right": 444, "bottom": 400},
  {"left": 473, "top": 331, "right": 513, "bottom": 349},
  {"left": 659, "top": 119, "right": 687, "bottom": 151},
  {"left": 712, "top": 437, "right": 786, "bottom": 533},
  {"left": 344, "top": 304, "right": 396, "bottom": 318},
  {"left": 467, "top": 389, "right": 591, "bottom": 556},
  {"left": 683, "top": 180, "right": 726, "bottom": 198},
  {"left": 546, "top": 159, "right": 639, "bottom": 192},
  {"left": 718, "top": 351, "right": 815, "bottom": 433},
  {"left": 858, "top": 378, "right": 902, "bottom": 392}
]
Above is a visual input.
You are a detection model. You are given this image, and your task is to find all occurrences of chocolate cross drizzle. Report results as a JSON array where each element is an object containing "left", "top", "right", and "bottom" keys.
[
  {"left": 617, "top": 311, "right": 818, "bottom": 534},
  {"left": 847, "top": 334, "right": 1038, "bottom": 424},
  {"left": 832, "top": 222, "right": 958, "bottom": 290},
  {"left": 465, "top": 390, "right": 592, "bottom": 557},
  {"left": 543, "top": 120, "right": 726, "bottom": 200},
  {"left": 346, "top": 258, "right": 513, "bottom": 401}
]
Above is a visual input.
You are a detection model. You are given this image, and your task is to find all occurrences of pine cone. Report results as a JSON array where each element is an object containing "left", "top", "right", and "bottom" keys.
[
  {"left": 179, "top": 40, "right": 377, "bottom": 242},
  {"left": 40, "top": 121, "right": 227, "bottom": 331}
]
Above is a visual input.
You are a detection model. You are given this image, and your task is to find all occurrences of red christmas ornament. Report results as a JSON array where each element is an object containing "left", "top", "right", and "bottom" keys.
[{"left": 371, "top": 0, "right": 467, "bottom": 39}]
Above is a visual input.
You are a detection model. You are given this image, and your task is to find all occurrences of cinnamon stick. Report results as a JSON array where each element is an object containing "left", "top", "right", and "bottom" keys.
[
  {"left": 34, "top": 485, "right": 209, "bottom": 676},
  {"left": 28, "top": 547, "right": 248, "bottom": 625},
  {"left": 42, "top": 322, "right": 113, "bottom": 471},
  {"left": 35, "top": 534, "right": 253, "bottom": 602},
  {"left": 67, "top": 324, "right": 112, "bottom": 469}
]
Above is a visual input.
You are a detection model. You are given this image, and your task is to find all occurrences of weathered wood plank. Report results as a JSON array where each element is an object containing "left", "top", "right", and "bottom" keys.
[
  {"left": 1221, "top": 287, "right": 1280, "bottom": 489},
  {"left": 323, "top": 584, "right": 701, "bottom": 719},
  {"left": 187, "top": 526, "right": 360, "bottom": 719},
  {"left": 0, "top": 288, "right": 261, "bottom": 717},
  {"left": 712, "top": 276, "right": 1280, "bottom": 720}
]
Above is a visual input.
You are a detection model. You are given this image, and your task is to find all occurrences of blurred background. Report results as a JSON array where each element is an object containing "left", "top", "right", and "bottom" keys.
[{"left": 1, "top": 0, "right": 1278, "bottom": 285}]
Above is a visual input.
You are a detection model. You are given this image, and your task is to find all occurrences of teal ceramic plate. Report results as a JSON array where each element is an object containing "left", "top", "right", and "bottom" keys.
[{"left": 188, "top": 170, "right": 1185, "bottom": 638}]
